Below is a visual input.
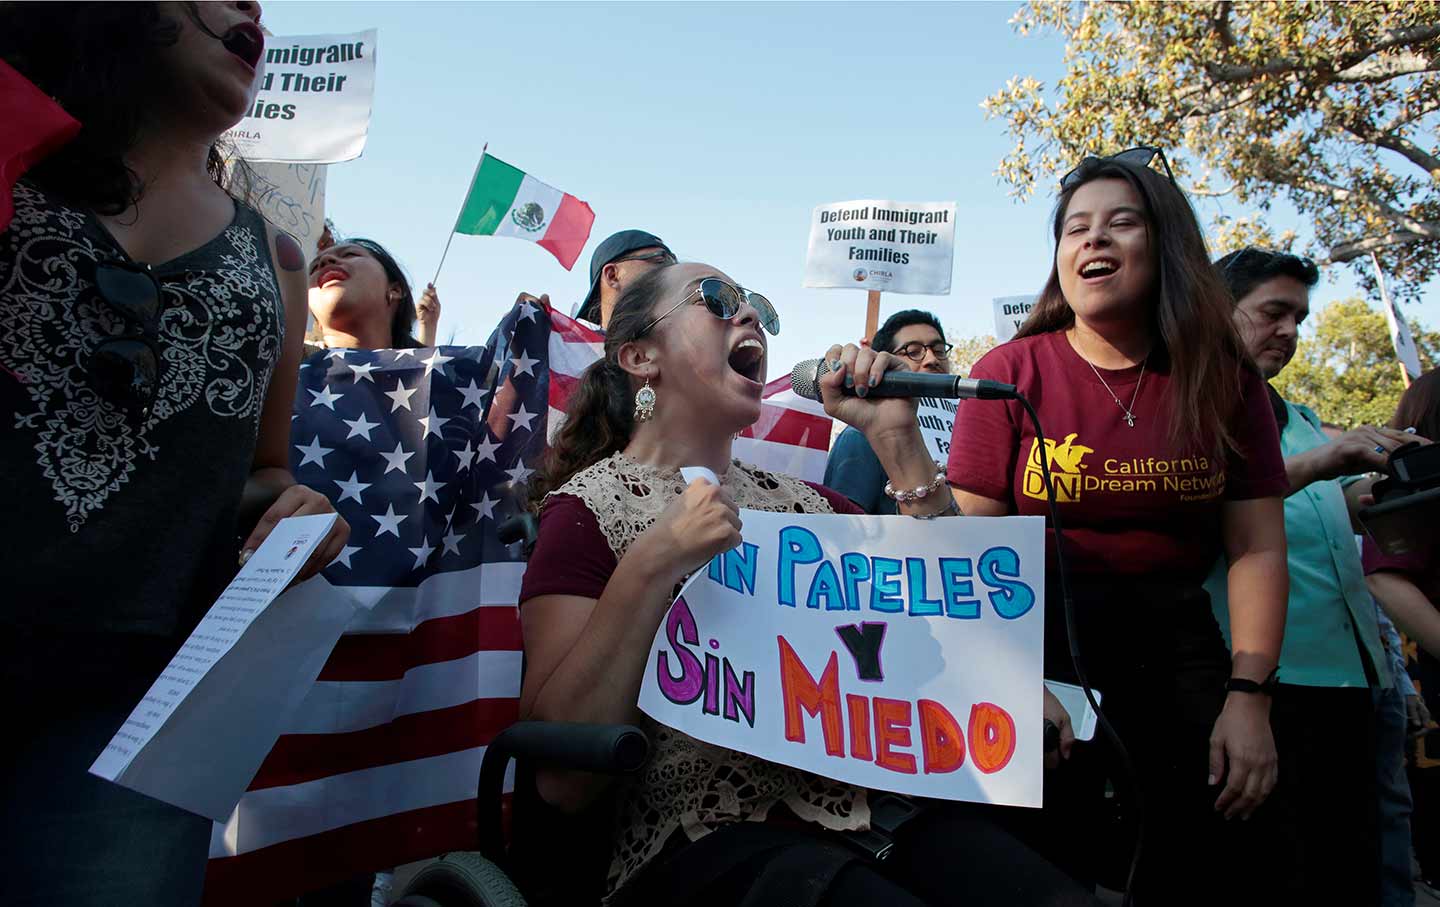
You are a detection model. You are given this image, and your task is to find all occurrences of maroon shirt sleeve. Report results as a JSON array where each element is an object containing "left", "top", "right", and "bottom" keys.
[
  {"left": 806, "top": 481, "right": 865, "bottom": 515},
  {"left": 1362, "top": 534, "right": 1430, "bottom": 578},
  {"left": 518, "top": 493, "right": 618, "bottom": 604},
  {"left": 946, "top": 347, "right": 1021, "bottom": 502},
  {"left": 1223, "top": 368, "right": 1289, "bottom": 500}
]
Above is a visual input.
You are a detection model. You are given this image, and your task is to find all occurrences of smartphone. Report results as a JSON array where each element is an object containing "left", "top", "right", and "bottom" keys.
[{"left": 1044, "top": 680, "right": 1101, "bottom": 742}]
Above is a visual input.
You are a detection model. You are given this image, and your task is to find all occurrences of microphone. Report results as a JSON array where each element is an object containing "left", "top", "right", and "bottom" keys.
[{"left": 790, "top": 359, "right": 1017, "bottom": 401}]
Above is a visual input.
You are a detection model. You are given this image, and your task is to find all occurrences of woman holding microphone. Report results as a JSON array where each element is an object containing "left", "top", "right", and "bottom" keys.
[{"left": 947, "top": 150, "right": 1290, "bottom": 903}]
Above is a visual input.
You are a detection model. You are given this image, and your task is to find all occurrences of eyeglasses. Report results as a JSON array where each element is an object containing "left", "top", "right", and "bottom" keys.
[
  {"left": 892, "top": 340, "right": 954, "bottom": 362},
  {"left": 613, "top": 249, "right": 677, "bottom": 267},
  {"left": 641, "top": 277, "right": 780, "bottom": 336},
  {"left": 1061, "top": 145, "right": 1177, "bottom": 190},
  {"left": 88, "top": 259, "right": 163, "bottom": 420}
]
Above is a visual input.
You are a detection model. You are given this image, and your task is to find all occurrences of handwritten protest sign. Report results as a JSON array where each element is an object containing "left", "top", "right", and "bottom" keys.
[
  {"left": 223, "top": 30, "right": 377, "bottom": 163},
  {"left": 243, "top": 161, "right": 327, "bottom": 262},
  {"left": 992, "top": 295, "right": 1036, "bottom": 344},
  {"left": 803, "top": 200, "right": 956, "bottom": 296},
  {"left": 92, "top": 514, "right": 357, "bottom": 820},
  {"left": 639, "top": 510, "right": 1046, "bottom": 807}
]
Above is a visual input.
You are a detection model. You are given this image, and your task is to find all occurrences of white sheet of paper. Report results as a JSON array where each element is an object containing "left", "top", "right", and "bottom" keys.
[
  {"left": 1043, "top": 680, "right": 1101, "bottom": 742},
  {"left": 680, "top": 466, "right": 721, "bottom": 487},
  {"left": 91, "top": 514, "right": 357, "bottom": 820}
]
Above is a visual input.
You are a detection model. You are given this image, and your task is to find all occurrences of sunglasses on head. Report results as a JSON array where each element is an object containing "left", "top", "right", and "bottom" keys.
[
  {"left": 88, "top": 259, "right": 163, "bottom": 420},
  {"left": 641, "top": 277, "right": 780, "bottom": 337},
  {"left": 1061, "top": 145, "right": 1177, "bottom": 190}
]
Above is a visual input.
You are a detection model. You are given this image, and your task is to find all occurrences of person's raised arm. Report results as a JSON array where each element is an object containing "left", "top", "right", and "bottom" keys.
[
  {"left": 1210, "top": 496, "right": 1287, "bottom": 820},
  {"left": 415, "top": 283, "right": 441, "bottom": 346},
  {"left": 239, "top": 227, "right": 349, "bottom": 579},
  {"left": 520, "top": 481, "right": 740, "bottom": 811}
]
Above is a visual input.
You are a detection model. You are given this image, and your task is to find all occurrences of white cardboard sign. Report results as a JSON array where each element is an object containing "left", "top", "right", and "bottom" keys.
[
  {"left": 803, "top": 200, "right": 956, "bottom": 296},
  {"left": 992, "top": 295, "right": 1037, "bottom": 344},
  {"left": 639, "top": 509, "right": 1046, "bottom": 807},
  {"left": 223, "top": 30, "right": 377, "bottom": 163}
]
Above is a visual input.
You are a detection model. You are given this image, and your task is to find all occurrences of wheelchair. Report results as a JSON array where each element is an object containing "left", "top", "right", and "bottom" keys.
[{"left": 392, "top": 514, "right": 650, "bottom": 907}]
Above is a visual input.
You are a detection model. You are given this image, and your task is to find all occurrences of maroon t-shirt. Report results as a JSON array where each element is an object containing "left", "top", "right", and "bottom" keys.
[
  {"left": 946, "top": 330, "right": 1287, "bottom": 580},
  {"left": 1362, "top": 536, "right": 1439, "bottom": 601},
  {"left": 521, "top": 481, "right": 863, "bottom": 603}
]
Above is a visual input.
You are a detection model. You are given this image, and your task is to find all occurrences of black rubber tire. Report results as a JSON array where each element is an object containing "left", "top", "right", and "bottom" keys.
[{"left": 395, "top": 852, "right": 527, "bottom": 907}]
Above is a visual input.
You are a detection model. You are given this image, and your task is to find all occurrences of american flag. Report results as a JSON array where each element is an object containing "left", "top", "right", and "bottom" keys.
[{"left": 203, "top": 299, "right": 834, "bottom": 902}]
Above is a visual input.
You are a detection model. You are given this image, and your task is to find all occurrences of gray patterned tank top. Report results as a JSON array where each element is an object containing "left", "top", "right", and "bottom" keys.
[{"left": 1, "top": 180, "right": 285, "bottom": 637}]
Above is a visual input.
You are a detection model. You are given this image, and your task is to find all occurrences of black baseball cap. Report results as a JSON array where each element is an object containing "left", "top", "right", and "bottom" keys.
[{"left": 576, "top": 229, "right": 672, "bottom": 323}]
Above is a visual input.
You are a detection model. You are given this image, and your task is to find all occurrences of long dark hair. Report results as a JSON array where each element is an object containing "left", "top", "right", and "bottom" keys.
[
  {"left": 0, "top": 2, "right": 242, "bottom": 215},
  {"left": 531, "top": 265, "right": 675, "bottom": 508},
  {"left": 1016, "top": 157, "right": 1248, "bottom": 454},
  {"left": 346, "top": 239, "right": 419, "bottom": 349},
  {"left": 1390, "top": 368, "right": 1440, "bottom": 443}
]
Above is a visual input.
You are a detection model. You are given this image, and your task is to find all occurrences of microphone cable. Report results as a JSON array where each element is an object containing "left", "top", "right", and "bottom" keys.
[{"left": 1015, "top": 393, "right": 1143, "bottom": 907}]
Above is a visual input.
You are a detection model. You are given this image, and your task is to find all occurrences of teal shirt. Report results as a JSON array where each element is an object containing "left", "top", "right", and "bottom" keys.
[{"left": 1206, "top": 399, "right": 1388, "bottom": 689}]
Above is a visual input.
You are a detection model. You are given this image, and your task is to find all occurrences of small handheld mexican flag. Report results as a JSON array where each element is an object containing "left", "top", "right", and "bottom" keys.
[{"left": 453, "top": 153, "right": 595, "bottom": 270}]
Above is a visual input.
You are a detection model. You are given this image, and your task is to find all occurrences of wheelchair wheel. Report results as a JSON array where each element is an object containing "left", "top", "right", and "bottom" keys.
[{"left": 392, "top": 852, "right": 526, "bottom": 907}]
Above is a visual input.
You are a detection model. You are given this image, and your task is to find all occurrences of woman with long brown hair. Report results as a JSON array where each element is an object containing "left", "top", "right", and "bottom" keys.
[
  {"left": 946, "top": 150, "right": 1290, "bottom": 903},
  {"left": 519, "top": 261, "right": 1098, "bottom": 905}
]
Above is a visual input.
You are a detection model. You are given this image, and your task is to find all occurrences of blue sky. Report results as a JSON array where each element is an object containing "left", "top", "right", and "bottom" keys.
[{"left": 265, "top": 1, "right": 1438, "bottom": 369}]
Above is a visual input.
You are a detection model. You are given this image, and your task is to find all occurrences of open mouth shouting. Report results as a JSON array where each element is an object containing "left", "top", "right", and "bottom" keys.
[
  {"left": 727, "top": 336, "right": 766, "bottom": 386},
  {"left": 1079, "top": 256, "right": 1120, "bottom": 282},
  {"left": 222, "top": 22, "right": 265, "bottom": 71},
  {"left": 315, "top": 266, "right": 348, "bottom": 289}
]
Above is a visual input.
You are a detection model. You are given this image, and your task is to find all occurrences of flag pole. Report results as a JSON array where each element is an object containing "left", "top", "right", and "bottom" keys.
[
  {"left": 432, "top": 143, "right": 488, "bottom": 287},
  {"left": 1371, "top": 251, "right": 1413, "bottom": 389}
]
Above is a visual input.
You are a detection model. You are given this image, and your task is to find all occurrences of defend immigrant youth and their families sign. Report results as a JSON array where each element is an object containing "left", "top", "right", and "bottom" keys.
[
  {"left": 223, "top": 30, "right": 377, "bottom": 163},
  {"left": 639, "top": 509, "right": 1046, "bottom": 807},
  {"left": 803, "top": 200, "right": 957, "bottom": 296},
  {"left": 992, "top": 295, "right": 1036, "bottom": 344}
]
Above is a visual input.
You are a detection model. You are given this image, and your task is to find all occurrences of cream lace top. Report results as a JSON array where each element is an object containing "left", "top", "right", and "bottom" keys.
[{"left": 544, "top": 452, "right": 871, "bottom": 896}]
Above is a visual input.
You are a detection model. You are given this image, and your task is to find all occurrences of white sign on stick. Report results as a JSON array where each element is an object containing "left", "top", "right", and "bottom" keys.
[
  {"left": 223, "top": 30, "right": 377, "bottom": 163},
  {"left": 243, "top": 162, "right": 327, "bottom": 263},
  {"left": 639, "top": 509, "right": 1046, "bottom": 807},
  {"left": 91, "top": 514, "right": 358, "bottom": 820},
  {"left": 916, "top": 397, "right": 957, "bottom": 462},
  {"left": 992, "top": 295, "right": 1036, "bottom": 344},
  {"left": 803, "top": 200, "right": 956, "bottom": 296}
]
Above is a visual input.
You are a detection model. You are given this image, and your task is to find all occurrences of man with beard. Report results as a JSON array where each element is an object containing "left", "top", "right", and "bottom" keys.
[{"left": 823, "top": 309, "right": 953, "bottom": 514}]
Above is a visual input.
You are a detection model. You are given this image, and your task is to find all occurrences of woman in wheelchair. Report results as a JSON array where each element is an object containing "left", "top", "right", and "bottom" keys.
[{"left": 518, "top": 262, "right": 1098, "bottom": 906}]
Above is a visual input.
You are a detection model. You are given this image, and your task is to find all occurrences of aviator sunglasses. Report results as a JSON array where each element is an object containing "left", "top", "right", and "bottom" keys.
[
  {"left": 1061, "top": 145, "right": 1177, "bottom": 190},
  {"left": 641, "top": 277, "right": 780, "bottom": 336},
  {"left": 88, "top": 259, "right": 164, "bottom": 420}
]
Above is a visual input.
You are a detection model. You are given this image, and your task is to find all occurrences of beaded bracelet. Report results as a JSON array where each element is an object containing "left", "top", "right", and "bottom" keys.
[{"left": 883, "top": 468, "right": 947, "bottom": 503}]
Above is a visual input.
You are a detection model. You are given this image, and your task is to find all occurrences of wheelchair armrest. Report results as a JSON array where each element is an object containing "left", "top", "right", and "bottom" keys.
[{"left": 476, "top": 721, "right": 649, "bottom": 860}]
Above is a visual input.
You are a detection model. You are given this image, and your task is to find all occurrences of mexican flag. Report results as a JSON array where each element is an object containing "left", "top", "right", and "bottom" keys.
[{"left": 455, "top": 153, "right": 595, "bottom": 270}]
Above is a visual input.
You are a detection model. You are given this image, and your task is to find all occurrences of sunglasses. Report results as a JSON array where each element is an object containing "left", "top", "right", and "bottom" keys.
[
  {"left": 1061, "top": 145, "right": 1177, "bottom": 190},
  {"left": 88, "top": 259, "right": 163, "bottom": 420},
  {"left": 613, "top": 249, "right": 677, "bottom": 267},
  {"left": 892, "top": 340, "right": 954, "bottom": 362},
  {"left": 641, "top": 277, "right": 780, "bottom": 337}
]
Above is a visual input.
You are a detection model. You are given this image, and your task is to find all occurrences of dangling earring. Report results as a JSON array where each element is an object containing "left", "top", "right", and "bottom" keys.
[{"left": 634, "top": 377, "right": 657, "bottom": 422}]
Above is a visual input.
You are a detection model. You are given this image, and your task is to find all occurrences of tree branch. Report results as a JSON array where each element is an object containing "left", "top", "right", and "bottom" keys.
[
  {"left": 1329, "top": 227, "right": 1439, "bottom": 263},
  {"left": 1338, "top": 121, "right": 1440, "bottom": 175},
  {"left": 1333, "top": 52, "right": 1439, "bottom": 83}
]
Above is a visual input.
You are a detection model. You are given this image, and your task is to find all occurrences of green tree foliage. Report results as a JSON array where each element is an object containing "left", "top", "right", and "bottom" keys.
[
  {"left": 1272, "top": 297, "right": 1440, "bottom": 426},
  {"left": 984, "top": 1, "right": 1440, "bottom": 298}
]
